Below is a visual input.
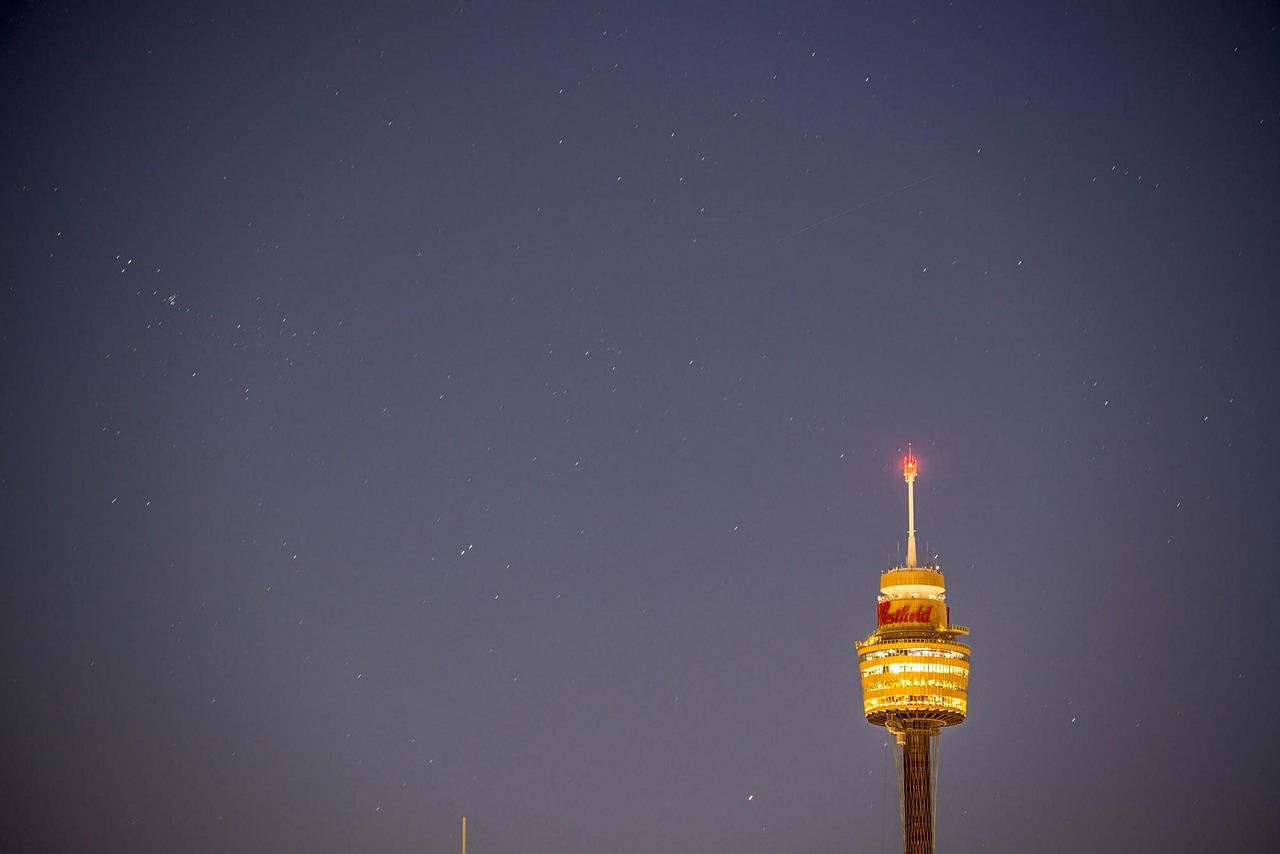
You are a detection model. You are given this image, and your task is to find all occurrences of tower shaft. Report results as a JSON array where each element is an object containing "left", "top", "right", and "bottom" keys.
[{"left": 899, "top": 725, "right": 937, "bottom": 854}]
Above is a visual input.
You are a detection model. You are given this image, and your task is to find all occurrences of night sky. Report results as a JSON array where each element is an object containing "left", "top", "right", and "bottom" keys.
[{"left": 3, "top": 2, "right": 1279, "bottom": 852}]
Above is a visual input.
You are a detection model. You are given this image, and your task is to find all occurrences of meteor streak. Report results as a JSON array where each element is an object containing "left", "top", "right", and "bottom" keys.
[{"left": 776, "top": 173, "right": 939, "bottom": 242}]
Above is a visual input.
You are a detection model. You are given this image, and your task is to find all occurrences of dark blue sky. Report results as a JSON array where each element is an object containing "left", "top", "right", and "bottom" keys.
[{"left": 3, "top": 2, "right": 1278, "bottom": 852}]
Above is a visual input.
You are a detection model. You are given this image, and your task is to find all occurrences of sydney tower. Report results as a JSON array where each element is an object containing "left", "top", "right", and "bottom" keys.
[{"left": 856, "top": 450, "right": 971, "bottom": 854}]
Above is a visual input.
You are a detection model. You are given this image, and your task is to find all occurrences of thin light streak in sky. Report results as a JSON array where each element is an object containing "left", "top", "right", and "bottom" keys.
[{"left": 776, "top": 173, "right": 940, "bottom": 242}]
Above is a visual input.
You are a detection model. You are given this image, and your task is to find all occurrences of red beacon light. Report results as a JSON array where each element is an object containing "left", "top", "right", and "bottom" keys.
[{"left": 903, "top": 455, "right": 918, "bottom": 478}]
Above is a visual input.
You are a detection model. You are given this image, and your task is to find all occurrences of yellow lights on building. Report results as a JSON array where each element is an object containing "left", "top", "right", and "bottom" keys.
[
  {"left": 857, "top": 636, "right": 971, "bottom": 725},
  {"left": 862, "top": 663, "right": 967, "bottom": 679}
]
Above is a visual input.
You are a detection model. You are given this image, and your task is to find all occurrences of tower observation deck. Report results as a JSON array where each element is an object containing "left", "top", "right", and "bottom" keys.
[{"left": 856, "top": 449, "right": 970, "bottom": 854}]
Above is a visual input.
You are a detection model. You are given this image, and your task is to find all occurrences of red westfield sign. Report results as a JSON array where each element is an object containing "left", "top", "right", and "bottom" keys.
[{"left": 877, "top": 601, "right": 935, "bottom": 626}]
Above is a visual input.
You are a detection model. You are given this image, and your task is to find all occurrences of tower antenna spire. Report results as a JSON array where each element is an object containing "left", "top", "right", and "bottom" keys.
[{"left": 903, "top": 445, "right": 918, "bottom": 568}]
